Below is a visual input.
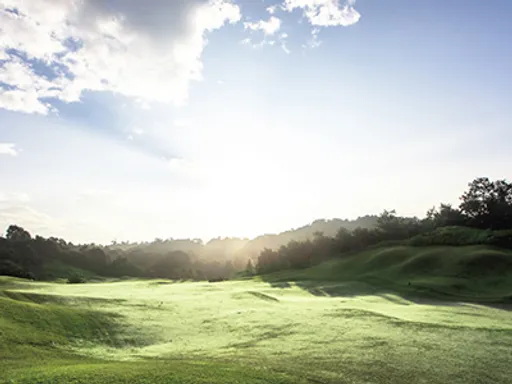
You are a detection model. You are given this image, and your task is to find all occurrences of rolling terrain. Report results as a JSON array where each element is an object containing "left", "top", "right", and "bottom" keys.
[{"left": 1, "top": 245, "right": 512, "bottom": 383}]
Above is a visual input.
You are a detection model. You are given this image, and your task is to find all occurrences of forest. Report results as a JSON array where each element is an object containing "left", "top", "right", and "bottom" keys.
[{"left": 1, "top": 177, "right": 511, "bottom": 282}]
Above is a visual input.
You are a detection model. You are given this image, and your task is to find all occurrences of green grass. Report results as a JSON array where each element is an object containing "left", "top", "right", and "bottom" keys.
[
  {"left": 1, "top": 246, "right": 512, "bottom": 383},
  {"left": 263, "top": 245, "right": 512, "bottom": 303}
]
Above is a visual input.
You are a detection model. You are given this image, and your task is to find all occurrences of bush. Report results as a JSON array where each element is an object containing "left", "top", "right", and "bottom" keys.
[
  {"left": 67, "top": 274, "right": 86, "bottom": 284},
  {"left": 208, "top": 277, "right": 226, "bottom": 283},
  {"left": 408, "top": 226, "right": 494, "bottom": 247},
  {"left": 0, "top": 259, "right": 35, "bottom": 280},
  {"left": 488, "top": 230, "right": 512, "bottom": 249}
]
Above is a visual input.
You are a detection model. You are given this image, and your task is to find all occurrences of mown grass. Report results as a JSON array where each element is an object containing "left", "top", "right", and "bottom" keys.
[
  {"left": 262, "top": 245, "right": 512, "bottom": 303},
  {"left": 1, "top": 246, "right": 512, "bottom": 383}
]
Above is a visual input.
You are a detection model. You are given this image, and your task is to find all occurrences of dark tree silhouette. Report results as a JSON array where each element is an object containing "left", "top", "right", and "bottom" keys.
[
  {"left": 6, "top": 225, "right": 32, "bottom": 241},
  {"left": 459, "top": 177, "right": 512, "bottom": 229}
]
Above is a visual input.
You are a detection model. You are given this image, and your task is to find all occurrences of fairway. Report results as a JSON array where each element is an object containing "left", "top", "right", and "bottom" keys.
[{"left": 2, "top": 263, "right": 512, "bottom": 384}]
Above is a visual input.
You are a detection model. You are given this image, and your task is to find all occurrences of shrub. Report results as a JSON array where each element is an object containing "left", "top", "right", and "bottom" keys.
[
  {"left": 208, "top": 277, "right": 226, "bottom": 283},
  {"left": 408, "top": 226, "right": 494, "bottom": 247},
  {"left": 67, "top": 274, "right": 86, "bottom": 284},
  {"left": 0, "top": 259, "right": 35, "bottom": 280}
]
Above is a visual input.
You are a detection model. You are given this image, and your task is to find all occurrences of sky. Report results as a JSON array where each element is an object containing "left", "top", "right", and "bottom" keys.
[{"left": 0, "top": 0, "right": 511, "bottom": 244}]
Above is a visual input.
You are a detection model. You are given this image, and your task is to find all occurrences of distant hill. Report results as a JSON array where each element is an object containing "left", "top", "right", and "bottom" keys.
[
  {"left": 108, "top": 216, "right": 378, "bottom": 262},
  {"left": 238, "top": 216, "right": 378, "bottom": 259}
]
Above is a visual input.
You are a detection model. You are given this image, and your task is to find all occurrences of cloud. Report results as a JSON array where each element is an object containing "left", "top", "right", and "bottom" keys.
[
  {"left": 0, "top": 202, "right": 60, "bottom": 236},
  {"left": 244, "top": 16, "right": 281, "bottom": 36},
  {"left": 242, "top": 13, "right": 288, "bottom": 52},
  {"left": 284, "top": 0, "right": 361, "bottom": 27},
  {"left": 280, "top": 33, "right": 291, "bottom": 54},
  {"left": 267, "top": 5, "right": 279, "bottom": 15},
  {"left": 0, "top": 0, "right": 241, "bottom": 114},
  {"left": 0, "top": 142, "right": 18, "bottom": 156},
  {"left": 304, "top": 28, "right": 322, "bottom": 49},
  {"left": 0, "top": 56, "right": 55, "bottom": 114}
]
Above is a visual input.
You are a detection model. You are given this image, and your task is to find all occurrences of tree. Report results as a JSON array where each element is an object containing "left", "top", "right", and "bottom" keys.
[
  {"left": 459, "top": 177, "right": 512, "bottom": 229},
  {"left": 0, "top": 259, "right": 35, "bottom": 280},
  {"left": 377, "top": 210, "right": 421, "bottom": 240},
  {"left": 5, "top": 225, "right": 31, "bottom": 241},
  {"left": 424, "top": 204, "right": 466, "bottom": 229},
  {"left": 257, "top": 248, "right": 280, "bottom": 273},
  {"left": 245, "top": 259, "right": 255, "bottom": 275},
  {"left": 86, "top": 247, "right": 109, "bottom": 272}
]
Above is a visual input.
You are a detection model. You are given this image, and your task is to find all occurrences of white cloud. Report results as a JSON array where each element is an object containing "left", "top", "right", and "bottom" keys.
[
  {"left": 0, "top": 56, "right": 55, "bottom": 113},
  {"left": 280, "top": 33, "right": 291, "bottom": 54},
  {"left": 304, "top": 28, "right": 322, "bottom": 49},
  {"left": 0, "top": 0, "right": 241, "bottom": 114},
  {"left": 0, "top": 203, "right": 61, "bottom": 236},
  {"left": 244, "top": 16, "right": 281, "bottom": 36},
  {"left": 0, "top": 142, "right": 18, "bottom": 156},
  {"left": 284, "top": 0, "right": 361, "bottom": 27},
  {"left": 242, "top": 14, "right": 288, "bottom": 52},
  {"left": 267, "top": 5, "right": 279, "bottom": 15}
]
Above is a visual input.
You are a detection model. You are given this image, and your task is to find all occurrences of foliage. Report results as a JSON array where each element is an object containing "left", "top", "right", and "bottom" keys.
[
  {"left": 459, "top": 177, "right": 512, "bottom": 229},
  {"left": 424, "top": 203, "right": 467, "bottom": 229},
  {"left": 257, "top": 177, "right": 512, "bottom": 273},
  {"left": 0, "top": 259, "right": 35, "bottom": 280},
  {"left": 5, "top": 224, "right": 32, "bottom": 241},
  {"left": 67, "top": 274, "right": 86, "bottom": 284},
  {"left": 245, "top": 259, "right": 255, "bottom": 275}
]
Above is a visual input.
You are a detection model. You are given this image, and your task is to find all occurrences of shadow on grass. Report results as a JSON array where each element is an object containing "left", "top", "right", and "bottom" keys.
[{"left": 261, "top": 275, "right": 512, "bottom": 310}]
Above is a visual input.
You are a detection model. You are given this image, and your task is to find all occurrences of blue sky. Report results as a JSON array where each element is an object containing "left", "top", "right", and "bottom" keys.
[{"left": 0, "top": 0, "right": 511, "bottom": 243}]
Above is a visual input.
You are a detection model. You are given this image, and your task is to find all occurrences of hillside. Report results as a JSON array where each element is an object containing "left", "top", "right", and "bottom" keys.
[
  {"left": 259, "top": 245, "right": 512, "bottom": 304},
  {"left": 112, "top": 216, "right": 379, "bottom": 262},
  {"left": 238, "top": 216, "right": 378, "bottom": 258}
]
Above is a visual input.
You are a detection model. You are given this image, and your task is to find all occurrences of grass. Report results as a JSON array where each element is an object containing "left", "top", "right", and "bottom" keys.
[
  {"left": 262, "top": 245, "right": 512, "bottom": 303},
  {"left": 1, "top": 246, "right": 512, "bottom": 383}
]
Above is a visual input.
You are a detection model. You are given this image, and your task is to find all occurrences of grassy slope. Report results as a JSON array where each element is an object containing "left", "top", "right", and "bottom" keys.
[
  {"left": 1, "top": 246, "right": 512, "bottom": 384},
  {"left": 262, "top": 245, "right": 512, "bottom": 303}
]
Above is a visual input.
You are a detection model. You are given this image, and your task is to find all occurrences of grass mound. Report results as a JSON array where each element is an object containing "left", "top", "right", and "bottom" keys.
[
  {"left": 461, "top": 249, "right": 512, "bottom": 275},
  {"left": 261, "top": 245, "right": 512, "bottom": 303},
  {"left": 6, "top": 360, "right": 302, "bottom": 384},
  {"left": 0, "top": 290, "right": 146, "bottom": 364},
  {"left": 233, "top": 290, "right": 280, "bottom": 302}
]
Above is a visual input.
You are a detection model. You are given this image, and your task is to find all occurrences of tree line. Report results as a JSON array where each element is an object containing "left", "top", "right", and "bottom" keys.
[
  {"left": 0, "top": 228, "right": 247, "bottom": 282},
  {"left": 1, "top": 177, "right": 511, "bottom": 281},
  {"left": 255, "top": 177, "right": 512, "bottom": 274}
]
